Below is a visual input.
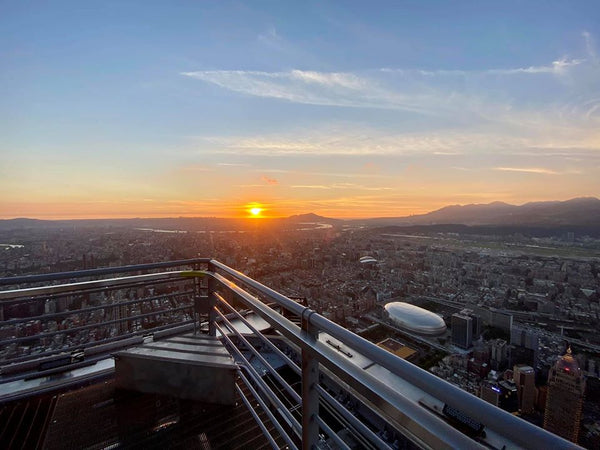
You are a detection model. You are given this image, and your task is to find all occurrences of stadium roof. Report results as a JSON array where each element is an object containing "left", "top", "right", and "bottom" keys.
[{"left": 384, "top": 302, "right": 447, "bottom": 336}]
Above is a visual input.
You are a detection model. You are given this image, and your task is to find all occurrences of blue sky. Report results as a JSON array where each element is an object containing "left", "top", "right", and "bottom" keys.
[{"left": 1, "top": 1, "right": 599, "bottom": 218}]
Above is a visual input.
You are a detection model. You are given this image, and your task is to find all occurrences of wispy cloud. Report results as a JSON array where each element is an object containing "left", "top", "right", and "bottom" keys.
[
  {"left": 181, "top": 69, "right": 446, "bottom": 115},
  {"left": 197, "top": 125, "right": 599, "bottom": 157},
  {"left": 291, "top": 183, "right": 393, "bottom": 191},
  {"left": 217, "top": 162, "right": 251, "bottom": 167},
  {"left": 494, "top": 167, "right": 558, "bottom": 175},
  {"left": 183, "top": 32, "right": 600, "bottom": 131},
  {"left": 384, "top": 58, "right": 585, "bottom": 76},
  {"left": 182, "top": 33, "right": 599, "bottom": 168},
  {"left": 291, "top": 185, "right": 331, "bottom": 189},
  {"left": 485, "top": 58, "right": 585, "bottom": 75}
]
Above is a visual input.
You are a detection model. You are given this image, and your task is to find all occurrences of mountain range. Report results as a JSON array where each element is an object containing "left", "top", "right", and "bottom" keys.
[
  {"left": 1, "top": 197, "right": 599, "bottom": 230},
  {"left": 351, "top": 197, "right": 600, "bottom": 227}
]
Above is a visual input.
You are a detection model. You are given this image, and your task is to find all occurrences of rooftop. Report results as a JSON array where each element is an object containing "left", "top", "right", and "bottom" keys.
[{"left": 384, "top": 302, "right": 447, "bottom": 336}]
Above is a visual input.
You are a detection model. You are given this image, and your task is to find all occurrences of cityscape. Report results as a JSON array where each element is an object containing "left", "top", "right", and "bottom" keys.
[
  {"left": 1, "top": 208, "right": 599, "bottom": 447},
  {"left": 2, "top": 0, "right": 600, "bottom": 448}
]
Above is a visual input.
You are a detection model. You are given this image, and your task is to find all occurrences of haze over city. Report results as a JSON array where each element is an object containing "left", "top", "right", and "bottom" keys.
[{"left": 1, "top": 1, "right": 599, "bottom": 219}]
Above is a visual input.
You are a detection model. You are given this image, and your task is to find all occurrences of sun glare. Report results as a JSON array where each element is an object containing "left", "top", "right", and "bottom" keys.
[{"left": 250, "top": 207, "right": 262, "bottom": 216}]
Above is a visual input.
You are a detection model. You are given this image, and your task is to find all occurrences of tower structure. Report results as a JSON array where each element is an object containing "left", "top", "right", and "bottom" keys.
[
  {"left": 543, "top": 348, "right": 585, "bottom": 443},
  {"left": 451, "top": 313, "right": 472, "bottom": 349},
  {"left": 460, "top": 308, "right": 481, "bottom": 340},
  {"left": 513, "top": 364, "right": 536, "bottom": 414},
  {"left": 510, "top": 325, "right": 539, "bottom": 367},
  {"left": 490, "top": 338, "right": 508, "bottom": 371}
]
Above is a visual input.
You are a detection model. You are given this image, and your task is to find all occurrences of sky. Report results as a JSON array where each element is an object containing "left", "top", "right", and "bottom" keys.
[{"left": 1, "top": 1, "right": 599, "bottom": 219}]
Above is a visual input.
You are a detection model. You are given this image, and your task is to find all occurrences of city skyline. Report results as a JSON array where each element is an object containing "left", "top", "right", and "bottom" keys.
[{"left": 2, "top": 1, "right": 599, "bottom": 219}]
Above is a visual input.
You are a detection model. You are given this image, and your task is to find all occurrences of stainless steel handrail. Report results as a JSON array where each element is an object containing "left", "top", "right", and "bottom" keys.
[
  {"left": 0, "top": 265, "right": 201, "bottom": 368},
  {"left": 209, "top": 260, "right": 577, "bottom": 450},
  {"left": 0, "top": 271, "right": 196, "bottom": 300},
  {"left": 0, "top": 258, "right": 210, "bottom": 286}
]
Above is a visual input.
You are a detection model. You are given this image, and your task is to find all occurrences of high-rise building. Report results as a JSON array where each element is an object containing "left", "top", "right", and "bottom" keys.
[
  {"left": 460, "top": 308, "right": 482, "bottom": 339},
  {"left": 489, "top": 308, "right": 513, "bottom": 332},
  {"left": 490, "top": 339, "right": 508, "bottom": 371},
  {"left": 544, "top": 348, "right": 586, "bottom": 443},
  {"left": 510, "top": 325, "right": 539, "bottom": 367},
  {"left": 511, "top": 325, "right": 539, "bottom": 350},
  {"left": 513, "top": 364, "right": 536, "bottom": 414},
  {"left": 451, "top": 313, "right": 472, "bottom": 349}
]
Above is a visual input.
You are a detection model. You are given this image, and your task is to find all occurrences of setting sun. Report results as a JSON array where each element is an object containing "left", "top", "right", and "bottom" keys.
[{"left": 250, "top": 207, "right": 262, "bottom": 216}]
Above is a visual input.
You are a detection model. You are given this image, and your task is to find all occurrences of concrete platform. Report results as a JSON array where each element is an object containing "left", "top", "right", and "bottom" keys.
[{"left": 114, "top": 333, "right": 237, "bottom": 405}]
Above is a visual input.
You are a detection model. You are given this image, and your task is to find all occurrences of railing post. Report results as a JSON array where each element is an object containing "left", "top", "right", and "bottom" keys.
[
  {"left": 207, "top": 261, "right": 217, "bottom": 337},
  {"left": 193, "top": 262, "right": 202, "bottom": 335},
  {"left": 301, "top": 309, "right": 319, "bottom": 450}
]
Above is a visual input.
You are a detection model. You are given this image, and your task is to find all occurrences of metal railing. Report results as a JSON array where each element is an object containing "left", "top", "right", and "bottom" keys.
[
  {"left": 0, "top": 260, "right": 578, "bottom": 449},
  {"left": 0, "top": 259, "right": 208, "bottom": 371}
]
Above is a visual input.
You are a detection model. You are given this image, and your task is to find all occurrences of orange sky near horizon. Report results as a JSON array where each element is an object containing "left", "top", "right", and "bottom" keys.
[
  {"left": 1, "top": 190, "right": 597, "bottom": 221},
  {"left": 0, "top": 199, "right": 430, "bottom": 220},
  {"left": 2, "top": 3, "right": 599, "bottom": 223}
]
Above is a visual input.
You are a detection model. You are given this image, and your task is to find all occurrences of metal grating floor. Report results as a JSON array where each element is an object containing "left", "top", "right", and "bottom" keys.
[{"left": 1, "top": 378, "right": 286, "bottom": 450}]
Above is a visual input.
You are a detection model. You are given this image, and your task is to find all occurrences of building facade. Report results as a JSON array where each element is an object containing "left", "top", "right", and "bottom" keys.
[
  {"left": 513, "top": 364, "right": 536, "bottom": 414},
  {"left": 543, "top": 348, "right": 586, "bottom": 443},
  {"left": 451, "top": 313, "right": 472, "bottom": 349}
]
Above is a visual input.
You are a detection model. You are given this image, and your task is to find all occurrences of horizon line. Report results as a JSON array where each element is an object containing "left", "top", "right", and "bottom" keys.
[{"left": 1, "top": 196, "right": 597, "bottom": 222}]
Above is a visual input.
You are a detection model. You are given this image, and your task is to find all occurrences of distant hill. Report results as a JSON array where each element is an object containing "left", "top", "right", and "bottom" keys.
[
  {"left": 351, "top": 197, "right": 600, "bottom": 227},
  {"left": 1, "top": 198, "right": 598, "bottom": 231},
  {"left": 281, "top": 213, "right": 342, "bottom": 225}
]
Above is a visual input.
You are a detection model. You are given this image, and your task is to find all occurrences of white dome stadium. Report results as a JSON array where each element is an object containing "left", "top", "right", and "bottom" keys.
[
  {"left": 384, "top": 302, "right": 447, "bottom": 335},
  {"left": 359, "top": 256, "right": 377, "bottom": 264}
]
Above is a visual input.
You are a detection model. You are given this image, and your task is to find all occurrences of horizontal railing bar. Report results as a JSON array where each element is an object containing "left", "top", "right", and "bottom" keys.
[
  {"left": 215, "top": 294, "right": 302, "bottom": 376},
  {"left": 0, "top": 321, "right": 194, "bottom": 368},
  {"left": 307, "top": 331, "right": 480, "bottom": 449},
  {"left": 0, "top": 336, "right": 143, "bottom": 377},
  {"left": 0, "top": 290, "right": 194, "bottom": 327},
  {"left": 317, "top": 385, "right": 391, "bottom": 450},
  {"left": 235, "top": 383, "right": 282, "bottom": 450},
  {"left": 0, "top": 271, "right": 200, "bottom": 301},
  {"left": 0, "top": 258, "right": 210, "bottom": 286},
  {"left": 237, "top": 370, "right": 299, "bottom": 450},
  {"left": 211, "top": 271, "right": 479, "bottom": 449},
  {"left": 210, "top": 265, "right": 574, "bottom": 450},
  {"left": 210, "top": 260, "right": 306, "bottom": 317},
  {"left": 0, "top": 305, "right": 192, "bottom": 346},
  {"left": 214, "top": 297, "right": 302, "bottom": 404},
  {"left": 0, "top": 279, "right": 200, "bottom": 307},
  {"left": 211, "top": 272, "right": 304, "bottom": 342},
  {"left": 307, "top": 314, "right": 573, "bottom": 450},
  {"left": 215, "top": 321, "right": 302, "bottom": 437},
  {"left": 315, "top": 415, "right": 351, "bottom": 450}
]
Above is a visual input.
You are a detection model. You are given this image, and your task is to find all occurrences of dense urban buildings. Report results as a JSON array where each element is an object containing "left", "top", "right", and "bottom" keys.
[{"left": 0, "top": 219, "right": 599, "bottom": 446}]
